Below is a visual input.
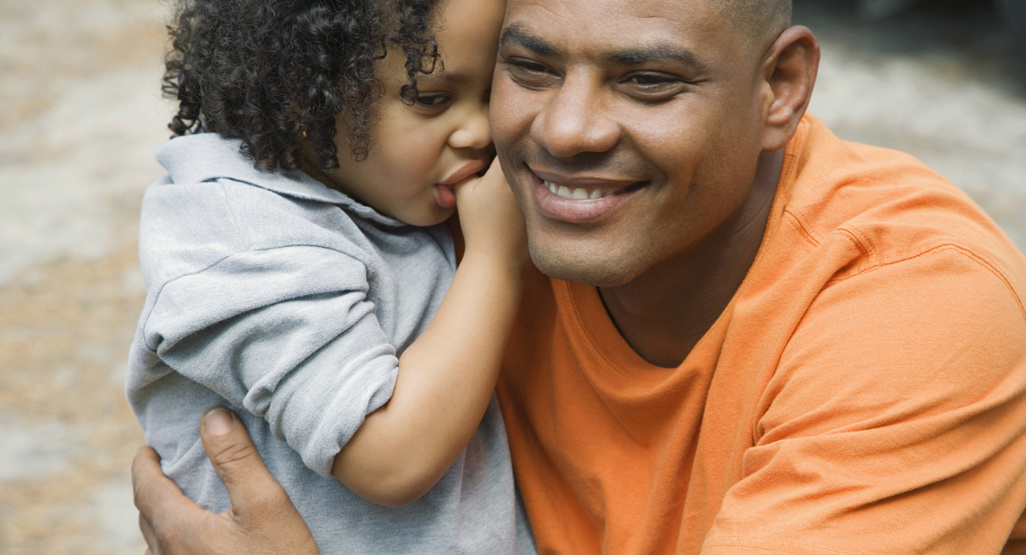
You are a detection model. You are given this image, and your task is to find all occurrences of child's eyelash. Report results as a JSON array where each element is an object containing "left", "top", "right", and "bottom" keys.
[{"left": 415, "top": 93, "right": 450, "bottom": 106}]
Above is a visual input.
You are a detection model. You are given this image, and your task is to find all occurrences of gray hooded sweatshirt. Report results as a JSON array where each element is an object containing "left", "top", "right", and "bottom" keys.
[{"left": 126, "top": 133, "right": 534, "bottom": 553}]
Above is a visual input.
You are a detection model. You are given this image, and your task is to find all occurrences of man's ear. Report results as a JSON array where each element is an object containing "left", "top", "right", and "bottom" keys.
[{"left": 759, "top": 25, "right": 819, "bottom": 151}]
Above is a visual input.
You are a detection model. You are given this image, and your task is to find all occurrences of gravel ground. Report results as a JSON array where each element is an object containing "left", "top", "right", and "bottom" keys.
[{"left": 1, "top": 0, "right": 1023, "bottom": 553}]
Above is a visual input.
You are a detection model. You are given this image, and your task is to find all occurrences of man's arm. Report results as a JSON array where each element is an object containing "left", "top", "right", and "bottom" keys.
[{"left": 132, "top": 407, "right": 317, "bottom": 554}]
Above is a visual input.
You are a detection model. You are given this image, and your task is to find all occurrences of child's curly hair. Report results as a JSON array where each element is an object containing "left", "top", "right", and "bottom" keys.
[{"left": 162, "top": 0, "right": 440, "bottom": 172}]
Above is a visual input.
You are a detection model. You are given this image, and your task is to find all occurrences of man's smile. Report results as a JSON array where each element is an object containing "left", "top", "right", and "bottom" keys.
[{"left": 528, "top": 167, "right": 644, "bottom": 224}]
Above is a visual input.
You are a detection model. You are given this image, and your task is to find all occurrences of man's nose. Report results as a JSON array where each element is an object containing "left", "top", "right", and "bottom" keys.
[{"left": 530, "top": 75, "right": 621, "bottom": 158}]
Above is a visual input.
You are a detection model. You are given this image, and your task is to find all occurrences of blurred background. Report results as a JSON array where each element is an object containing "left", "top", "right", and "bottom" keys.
[{"left": 1, "top": 0, "right": 1024, "bottom": 552}]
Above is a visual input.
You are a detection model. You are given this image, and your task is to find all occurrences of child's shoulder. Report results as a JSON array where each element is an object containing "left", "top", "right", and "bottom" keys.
[
  {"left": 147, "top": 133, "right": 357, "bottom": 229},
  {"left": 140, "top": 135, "right": 377, "bottom": 279},
  {"left": 151, "top": 133, "right": 375, "bottom": 215}
]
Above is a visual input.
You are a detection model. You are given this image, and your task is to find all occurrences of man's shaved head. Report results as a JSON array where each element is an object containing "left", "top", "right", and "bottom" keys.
[{"left": 718, "top": 0, "right": 792, "bottom": 50}]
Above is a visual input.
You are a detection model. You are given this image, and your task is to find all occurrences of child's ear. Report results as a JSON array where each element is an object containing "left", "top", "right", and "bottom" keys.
[{"left": 759, "top": 25, "right": 820, "bottom": 151}]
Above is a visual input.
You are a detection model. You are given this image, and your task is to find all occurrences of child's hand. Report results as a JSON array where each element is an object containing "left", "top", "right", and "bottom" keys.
[{"left": 454, "top": 158, "right": 528, "bottom": 267}]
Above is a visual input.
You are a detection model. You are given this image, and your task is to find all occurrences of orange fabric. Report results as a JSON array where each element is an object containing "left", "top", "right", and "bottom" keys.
[{"left": 497, "top": 115, "right": 1026, "bottom": 554}]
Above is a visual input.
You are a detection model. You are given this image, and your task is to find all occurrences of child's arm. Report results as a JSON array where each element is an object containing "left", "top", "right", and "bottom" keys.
[{"left": 330, "top": 160, "right": 528, "bottom": 507}]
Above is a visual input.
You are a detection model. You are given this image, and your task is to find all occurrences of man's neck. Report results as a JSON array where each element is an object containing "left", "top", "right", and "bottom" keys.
[{"left": 597, "top": 150, "right": 784, "bottom": 368}]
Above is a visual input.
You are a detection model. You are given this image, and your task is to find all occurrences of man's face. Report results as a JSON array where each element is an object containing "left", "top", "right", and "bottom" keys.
[{"left": 491, "top": 0, "right": 774, "bottom": 287}]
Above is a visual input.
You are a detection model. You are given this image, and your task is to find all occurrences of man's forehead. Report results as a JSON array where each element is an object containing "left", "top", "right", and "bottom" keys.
[
  {"left": 500, "top": 0, "right": 731, "bottom": 62},
  {"left": 501, "top": 0, "right": 722, "bottom": 43},
  {"left": 503, "top": 0, "right": 714, "bottom": 23}
]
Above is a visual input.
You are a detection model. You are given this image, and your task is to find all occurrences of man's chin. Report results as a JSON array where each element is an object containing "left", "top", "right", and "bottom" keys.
[{"left": 528, "top": 243, "right": 641, "bottom": 288}]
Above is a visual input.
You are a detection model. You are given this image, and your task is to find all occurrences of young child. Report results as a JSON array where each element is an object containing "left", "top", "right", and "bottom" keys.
[{"left": 126, "top": 0, "right": 535, "bottom": 551}]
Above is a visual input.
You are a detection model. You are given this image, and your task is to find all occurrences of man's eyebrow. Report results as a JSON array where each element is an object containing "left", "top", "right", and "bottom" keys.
[
  {"left": 499, "top": 24, "right": 707, "bottom": 73},
  {"left": 610, "top": 45, "right": 707, "bottom": 72},
  {"left": 499, "top": 24, "right": 558, "bottom": 57}
]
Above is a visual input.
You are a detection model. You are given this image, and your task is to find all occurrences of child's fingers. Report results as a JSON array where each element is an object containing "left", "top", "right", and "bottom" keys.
[
  {"left": 455, "top": 157, "right": 505, "bottom": 194},
  {"left": 477, "top": 157, "right": 509, "bottom": 192},
  {"left": 483, "top": 156, "right": 505, "bottom": 178}
]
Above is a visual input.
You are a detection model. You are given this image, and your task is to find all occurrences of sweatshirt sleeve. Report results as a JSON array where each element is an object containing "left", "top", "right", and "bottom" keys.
[
  {"left": 132, "top": 173, "right": 406, "bottom": 478},
  {"left": 139, "top": 244, "right": 397, "bottom": 477}
]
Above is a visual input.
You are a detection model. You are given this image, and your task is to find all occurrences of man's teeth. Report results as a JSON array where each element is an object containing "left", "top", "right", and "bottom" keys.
[{"left": 545, "top": 181, "right": 615, "bottom": 199}]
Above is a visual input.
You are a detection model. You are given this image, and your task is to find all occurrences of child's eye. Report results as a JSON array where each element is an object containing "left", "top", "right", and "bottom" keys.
[{"left": 414, "top": 93, "right": 451, "bottom": 108}]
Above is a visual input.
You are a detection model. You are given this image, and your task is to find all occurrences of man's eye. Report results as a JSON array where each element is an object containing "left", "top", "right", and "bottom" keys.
[
  {"left": 508, "top": 59, "right": 549, "bottom": 75},
  {"left": 626, "top": 73, "right": 677, "bottom": 86},
  {"left": 619, "top": 72, "right": 688, "bottom": 101},
  {"left": 504, "top": 58, "right": 559, "bottom": 88}
]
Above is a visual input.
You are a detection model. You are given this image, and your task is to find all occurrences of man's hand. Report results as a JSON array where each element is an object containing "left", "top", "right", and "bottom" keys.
[{"left": 132, "top": 406, "right": 318, "bottom": 554}]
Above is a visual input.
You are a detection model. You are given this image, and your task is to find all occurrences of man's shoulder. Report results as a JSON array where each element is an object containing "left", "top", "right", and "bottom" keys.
[{"left": 780, "top": 114, "right": 1026, "bottom": 290}]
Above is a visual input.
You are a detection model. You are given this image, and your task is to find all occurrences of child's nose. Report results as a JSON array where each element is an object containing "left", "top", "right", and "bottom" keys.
[{"left": 448, "top": 104, "right": 491, "bottom": 151}]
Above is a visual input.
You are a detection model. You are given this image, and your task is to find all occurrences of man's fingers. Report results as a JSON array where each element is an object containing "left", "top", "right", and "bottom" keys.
[
  {"left": 131, "top": 446, "right": 165, "bottom": 511},
  {"left": 132, "top": 445, "right": 223, "bottom": 554},
  {"left": 129, "top": 409, "right": 317, "bottom": 554},
  {"left": 199, "top": 407, "right": 318, "bottom": 552},
  {"left": 199, "top": 407, "right": 290, "bottom": 514},
  {"left": 132, "top": 446, "right": 195, "bottom": 527},
  {"left": 139, "top": 513, "right": 158, "bottom": 555}
]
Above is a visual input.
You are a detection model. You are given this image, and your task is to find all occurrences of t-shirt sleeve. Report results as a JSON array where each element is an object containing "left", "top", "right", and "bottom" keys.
[
  {"left": 703, "top": 247, "right": 1026, "bottom": 554},
  {"left": 139, "top": 244, "right": 398, "bottom": 478}
]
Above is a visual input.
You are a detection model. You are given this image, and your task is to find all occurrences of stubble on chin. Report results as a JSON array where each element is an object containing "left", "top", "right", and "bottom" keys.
[{"left": 526, "top": 237, "right": 643, "bottom": 288}]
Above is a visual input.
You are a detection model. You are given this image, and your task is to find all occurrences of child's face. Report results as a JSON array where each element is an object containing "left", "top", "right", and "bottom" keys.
[{"left": 320, "top": 0, "right": 505, "bottom": 226}]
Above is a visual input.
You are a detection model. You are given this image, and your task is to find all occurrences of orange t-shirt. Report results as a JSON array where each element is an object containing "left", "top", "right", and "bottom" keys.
[{"left": 497, "top": 115, "right": 1026, "bottom": 554}]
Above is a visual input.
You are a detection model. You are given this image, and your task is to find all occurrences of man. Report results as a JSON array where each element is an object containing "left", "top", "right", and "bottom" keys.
[{"left": 133, "top": 0, "right": 1026, "bottom": 552}]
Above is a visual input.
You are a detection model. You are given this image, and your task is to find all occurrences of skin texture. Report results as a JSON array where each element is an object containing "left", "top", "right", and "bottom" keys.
[{"left": 132, "top": 0, "right": 819, "bottom": 549}]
